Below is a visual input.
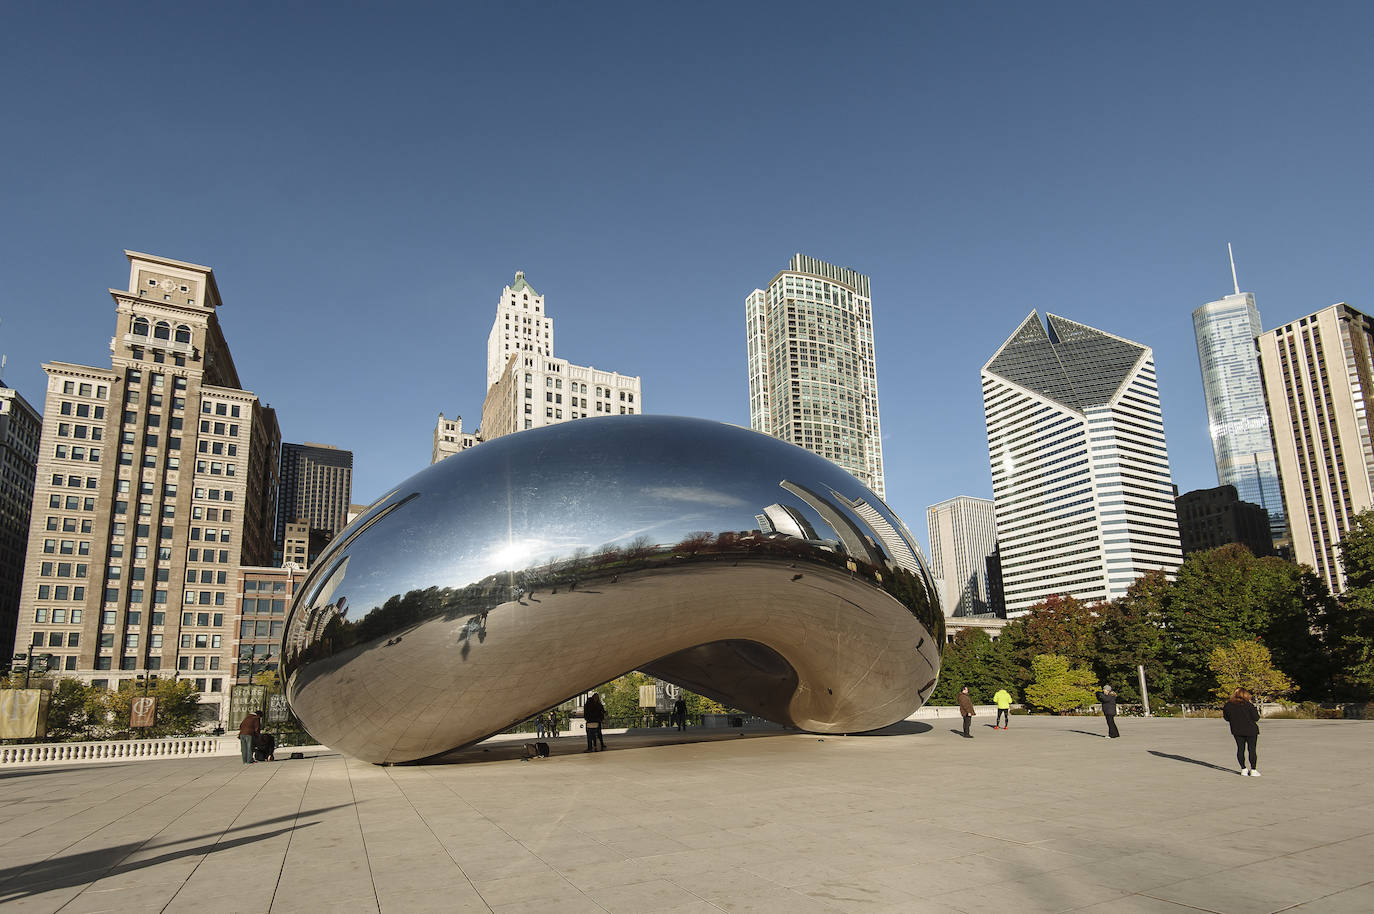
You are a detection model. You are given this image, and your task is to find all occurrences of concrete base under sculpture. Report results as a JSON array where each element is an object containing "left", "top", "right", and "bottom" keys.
[{"left": 282, "top": 416, "right": 943, "bottom": 764}]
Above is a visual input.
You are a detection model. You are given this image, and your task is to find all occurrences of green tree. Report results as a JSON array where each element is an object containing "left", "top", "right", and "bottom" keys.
[
  {"left": 1332, "top": 513, "right": 1374, "bottom": 699},
  {"left": 1016, "top": 594, "right": 1099, "bottom": 668},
  {"left": 1208, "top": 640, "right": 1294, "bottom": 702},
  {"left": 597, "top": 672, "right": 652, "bottom": 721},
  {"left": 1255, "top": 562, "right": 1332, "bottom": 699},
  {"left": 684, "top": 690, "right": 728, "bottom": 716},
  {"left": 930, "top": 629, "right": 999, "bottom": 704},
  {"left": 42, "top": 678, "right": 105, "bottom": 741},
  {"left": 1166, "top": 545, "right": 1281, "bottom": 698},
  {"left": 1095, "top": 572, "right": 1173, "bottom": 703},
  {"left": 1337, "top": 510, "right": 1374, "bottom": 591},
  {"left": 106, "top": 678, "right": 205, "bottom": 738},
  {"left": 1024, "top": 653, "right": 1097, "bottom": 714}
]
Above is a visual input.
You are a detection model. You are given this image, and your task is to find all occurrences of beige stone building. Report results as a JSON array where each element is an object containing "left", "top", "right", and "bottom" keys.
[
  {"left": 430, "top": 412, "right": 480, "bottom": 464},
  {"left": 480, "top": 272, "right": 642, "bottom": 440},
  {"left": 233, "top": 563, "right": 304, "bottom": 687},
  {"left": 14, "top": 251, "right": 280, "bottom": 726},
  {"left": 1258, "top": 302, "right": 1374, "bottom": 592}
]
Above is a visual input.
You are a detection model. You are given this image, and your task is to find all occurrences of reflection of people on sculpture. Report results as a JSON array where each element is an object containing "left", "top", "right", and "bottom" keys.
[
  {"left": 673, "top": 696, "right": 687, "bottom": 731},
  {"left": 583, "top": 692, "right": 607, "bottom": 752}
]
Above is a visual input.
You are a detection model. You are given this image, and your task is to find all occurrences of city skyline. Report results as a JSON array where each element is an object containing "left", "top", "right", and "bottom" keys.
[{"left": 3, "top": 4, "right": 1372, "bottom": 557}]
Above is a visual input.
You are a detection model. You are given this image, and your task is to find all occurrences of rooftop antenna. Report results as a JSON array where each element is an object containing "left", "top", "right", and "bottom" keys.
[{"left": 1228, "top": 242, "right": 1240, "bottom": 296}]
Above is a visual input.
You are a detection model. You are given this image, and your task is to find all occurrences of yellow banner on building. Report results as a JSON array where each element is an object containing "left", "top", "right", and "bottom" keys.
[{"left": 0, "top": 689, "right": 50, "bottom": 739}]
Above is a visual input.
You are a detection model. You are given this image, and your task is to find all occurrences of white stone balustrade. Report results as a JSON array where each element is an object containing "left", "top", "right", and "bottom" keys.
[{"left": 0, "top": 735, "right": 240, "bottom": 767}]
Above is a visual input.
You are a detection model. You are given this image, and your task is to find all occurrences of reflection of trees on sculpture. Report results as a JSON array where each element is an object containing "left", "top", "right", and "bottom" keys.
[{"left": 286, "top": 516, "right": 942, "bottom": 682}]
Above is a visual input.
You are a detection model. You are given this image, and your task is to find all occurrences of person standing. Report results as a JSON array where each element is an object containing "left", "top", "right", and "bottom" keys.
[
  {"left": 992, "top": 688, "right": 1012, "bottom": 729},
  {"left": 957, "top": 686, "right": 976, "bottom": 738},
  {"left": 238, "top": 710, "right": 262, "bottom": 764},
  {"left": 1223, "top": 687, "right": 1261, "bottom": 776},
  {"left": 673, "top": 696, "right": 687, "bottom": 732},
  {"left": 583, "top": 692, "right": 607, "bottom": 752},
  {"left": 536, "top": 714, "right": 547, "bottom": 740},
  {"left": 1098, "top": 685, "right": 1120, "bottom": 738}
]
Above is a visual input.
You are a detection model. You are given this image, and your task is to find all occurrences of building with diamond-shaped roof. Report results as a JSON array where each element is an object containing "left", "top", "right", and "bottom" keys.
[{"left": 982, "top": 312, "right": 1182, "bottom": 615}]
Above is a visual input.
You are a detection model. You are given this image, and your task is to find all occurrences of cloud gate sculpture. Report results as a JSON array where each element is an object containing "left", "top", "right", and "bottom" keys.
[{"left": 282, "top": 416, "right": 944, "bottom": 764}]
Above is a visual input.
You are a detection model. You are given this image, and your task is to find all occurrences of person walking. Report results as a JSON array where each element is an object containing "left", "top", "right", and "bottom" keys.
[
  {"left": 1098, "top": 685, "right": 1120, "bottom": 738},
  {"left": 1223, "top": 687, "right": 1262, "bottom": 776},
  {"left": 583, "top": 692, "right": 607, "bottom": 752},
  {"left": 957, "top": 686, "right": 976, "bottom": 738},
  {"left": 992, "top": 688, "right": 1012, "bottom": 729},
  {"left": 536, "top": 713, "right": 547, "bottom": 740},
  {"left": 673, "top": 696, "right": 687, "bottom": 732},
  {"left": 238, "top": 710, "right": 262, "bottom": 764}
]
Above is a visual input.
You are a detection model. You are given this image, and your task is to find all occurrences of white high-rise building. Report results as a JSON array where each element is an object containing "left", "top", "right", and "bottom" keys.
[
  {"left": 1193, "top": 246, "right": 1285, "bottom": 542},
  {"left": 1257, "top": 303, "right": 1374, "bottom": 593},
  {"left": 926, "top": 495, "right": 1002, "bottom": 618},
  {"left": 982, "top": 312, "right": 1182, "bottom": 615},
  {"left": 481, "top": 272, "right": 641, "bottom": 440},
  {"left": 746, "top": 254, "right": 885, "bottom": 498}
]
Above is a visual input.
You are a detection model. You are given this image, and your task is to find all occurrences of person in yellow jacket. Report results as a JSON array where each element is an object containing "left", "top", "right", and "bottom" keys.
[{"left": 992, "top": 688, "right": 1012, "bottom": 730}]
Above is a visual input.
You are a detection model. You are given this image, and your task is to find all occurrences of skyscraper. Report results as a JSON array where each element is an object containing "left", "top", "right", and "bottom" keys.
[
  {"left": 926, "top": 495, "right": 1003, "bottom": 618},
  {"left": 1257, "top": 303, "right": 1374, "bottom": 592},
  {"left": 481, "top": 272, "right": 641, "bottom": 439},
  {"left": 982, "top": 312, "right": 1182, "bottom": 614},
  {"left": 14, "top": 252, "right": 280, "bottom": 724},
  {"left": 746, "top": 254, "right": 885, "bottom": 498},
  {"left": 0, "top": 382, "right": 42, "bottom": 662},
  {"left": 1193, "top": 247, "right": 1285, "bottom": 542},
  {"left": 275, "top": 442, "right": 353, "bottom": 550}
]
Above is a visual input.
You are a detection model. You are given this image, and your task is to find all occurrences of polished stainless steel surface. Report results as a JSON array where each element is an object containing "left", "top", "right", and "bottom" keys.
[{"left": 282, "top": 416, "right": 944, "bottom": 764}]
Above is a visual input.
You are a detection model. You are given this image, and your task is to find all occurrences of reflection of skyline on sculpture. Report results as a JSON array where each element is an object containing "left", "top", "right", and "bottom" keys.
[
  {"left": 282, "top": 416, "right": 942, "bottom": 764},
  {"left": 295, "top": 424, "right": 933, "bottom": 625}
]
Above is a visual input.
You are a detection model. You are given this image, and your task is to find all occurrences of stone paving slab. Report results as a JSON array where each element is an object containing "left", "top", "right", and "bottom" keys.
[{"left": 0, "top": 717, "right": 1370, "bottom": 913}]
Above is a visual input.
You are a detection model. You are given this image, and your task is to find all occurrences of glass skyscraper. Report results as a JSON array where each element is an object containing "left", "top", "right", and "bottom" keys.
[
  {"left": 746, "top": 254, "right": 884, "bottom": 498},
  {"left": 1192, "top": 290, "right": 1285, "bottom": 542}
]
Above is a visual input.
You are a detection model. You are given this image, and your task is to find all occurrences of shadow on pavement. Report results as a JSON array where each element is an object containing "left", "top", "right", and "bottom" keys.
[
  {"left": 0, "top": 804, "right": 349, "bottom": 901},
  {"left": 0, "top": 763, "right": 135, "bottom": 780},
  {"left": 848, "top": 720, "right": 933, "bottom": 736},
  {"left": 1066, "top": 729, "right": 1108, "bottom": 738},
  {"left": 424, "top": 727, "right": 795, "bottom": 766},
  {"left": 1146, "top": 750, "right": 1237, "bottom": 773}
]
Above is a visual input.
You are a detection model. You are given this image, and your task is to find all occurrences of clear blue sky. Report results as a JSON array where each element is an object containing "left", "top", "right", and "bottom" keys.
[{"left": 3, "top": 2, "right": 1371, "bottom": 554}]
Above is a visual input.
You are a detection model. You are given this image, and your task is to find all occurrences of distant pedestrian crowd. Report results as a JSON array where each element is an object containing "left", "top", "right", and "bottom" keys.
[{"left": 953, "top": 683, "right": 1265, "bottom": 776}]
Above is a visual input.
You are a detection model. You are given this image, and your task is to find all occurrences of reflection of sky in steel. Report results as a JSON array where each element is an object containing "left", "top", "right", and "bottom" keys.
[{"left": 308, "top": 417, "right": 924, "bottom": 620}]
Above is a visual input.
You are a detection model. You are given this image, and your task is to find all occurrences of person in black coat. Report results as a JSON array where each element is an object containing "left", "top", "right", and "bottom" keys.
[
  {"left": 583, "top": 692, "right": 607, "bottom": 752},
  {"left": 1223, "top": 687, "right": 1262, "bottom": 776},
  {"left": 1097, "top": 685, "right": 1120, "bottom": 738}
]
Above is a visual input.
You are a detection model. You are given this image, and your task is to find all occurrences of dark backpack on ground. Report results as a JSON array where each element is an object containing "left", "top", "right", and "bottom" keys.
[
  {"left": 522, "top": 741, "right": 551, "bottom": 760},
  {"left": 253, "top": 732, "right": 276, "bottom": 761}
]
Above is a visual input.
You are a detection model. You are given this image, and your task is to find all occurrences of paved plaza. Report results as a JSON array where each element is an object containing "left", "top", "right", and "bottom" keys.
[{"left": 0, "top": 716, "right": 1370, "bottom": 914}]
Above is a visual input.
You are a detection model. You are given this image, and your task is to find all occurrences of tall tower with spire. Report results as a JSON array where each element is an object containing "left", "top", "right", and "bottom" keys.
[{"left": 1192, "top": 247, "right": 1285, "bottom": 544}]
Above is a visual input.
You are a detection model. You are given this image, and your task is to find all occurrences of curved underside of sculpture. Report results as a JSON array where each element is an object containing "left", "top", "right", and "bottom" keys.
[{"left": 282, "top": 416, "right": 944, "bottom": 764}]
